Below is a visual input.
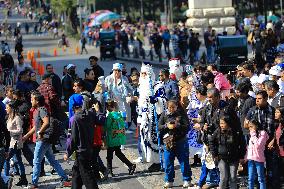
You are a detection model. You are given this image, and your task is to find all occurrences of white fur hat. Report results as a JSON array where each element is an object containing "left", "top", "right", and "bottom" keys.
[{"left": 169, "top": 58, "right": 180, "bottom": 68}]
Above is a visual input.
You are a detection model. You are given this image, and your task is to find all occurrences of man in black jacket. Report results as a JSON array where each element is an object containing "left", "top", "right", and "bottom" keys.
[
  {"left": 235, "top": 82, "right": 256, "bottom": 139},
  {"left": 62, "top": 64, "right": 78, "bottom": 102},
  {"left": 46, "top": 64, "right": 62, "bottom": 98},
  {"left": 64, "top": 94, "right": 99, "bottom": 189},
  {"left": 89, "top": 56, "right": 104, "bottom": 88},
  {"left": 200, "top": 88, "right": 228, "bottom": 145}
]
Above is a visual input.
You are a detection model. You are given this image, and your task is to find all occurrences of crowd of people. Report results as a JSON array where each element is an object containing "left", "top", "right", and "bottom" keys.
[
  {"left": 0, "top": 48, "right": 284, "bottom": 189},
  {"left": 1, "top": 12, "right": 284, "bottom": 189}
]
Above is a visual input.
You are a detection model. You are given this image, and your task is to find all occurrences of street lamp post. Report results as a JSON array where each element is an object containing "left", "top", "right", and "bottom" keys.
[
  {"left": 164, "top": 0, "right": 167, "bottom": 25},
  {"left": 140, "top": 0, "right": 144, "bottom": 23},
  {"left": 281, "top": 0, "right": 283, "bottom": 14},
  {"left": 264, "top": 0, "right": 267, "bottom": 25}
]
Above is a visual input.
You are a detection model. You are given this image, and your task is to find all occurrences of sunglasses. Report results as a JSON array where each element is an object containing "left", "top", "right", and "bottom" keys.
[{"left": 113, "top": 69, "right": 121, "bottom": 72}]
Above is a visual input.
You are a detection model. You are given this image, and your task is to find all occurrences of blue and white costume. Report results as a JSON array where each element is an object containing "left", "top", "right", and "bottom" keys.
[
  {"left": 187, "top": 91, "right": 206, "bottom": 158},
  {"left": 137, "top": 63, "right": 167, "bottom": 163}
]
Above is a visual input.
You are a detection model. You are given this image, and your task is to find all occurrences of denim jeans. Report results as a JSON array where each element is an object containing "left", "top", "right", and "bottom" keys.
[
  {"left": 4, "top": 148, "right": 25, "bottom": 176},
  {"left": 194, "top": 50, "right": 199, "bottom": 61},
  {"left": 164, "top": 139, "right": 192, "bottom": 182},
  {"left": 248, "top": 160, "right": 266, "bottom": 189},
  {"left": 206, "top": 46, "right": 214, "bottom": 63},
  {"left": 32, "top": 140, "right": 68, "bottom": 185},
  {"left": 218, "top": 159, "right": 238, "bottom": 189},
  {"left": 198, "top": 160, "right": 220, "bottom": 187},
  {"left": 0, "top": 148, "right": 8, "bottom": 189}
]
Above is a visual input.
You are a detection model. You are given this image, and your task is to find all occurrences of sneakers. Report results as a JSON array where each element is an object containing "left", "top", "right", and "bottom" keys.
[
  {"left": 132, "top": 157, "right": 143, "bottom": 163},
  {"left": 201, "top": 183, "right": 219, "bottom": 189},
  {"left": 182, "top": 181, "right": 193, "bottom": 188},
  {"left": 120, "top": 145, "right": 125, "bottom": 150},
  {"left": 128, "top": 164, "right": 136, "bottom": 175},
  {"left": 163, "top": 182, "right": 173, "bottom": 188}
]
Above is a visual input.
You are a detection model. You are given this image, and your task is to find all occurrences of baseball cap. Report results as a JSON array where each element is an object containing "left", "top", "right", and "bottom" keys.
[{"left": 66, "top": 64, "right": 76, "bottom": 70}]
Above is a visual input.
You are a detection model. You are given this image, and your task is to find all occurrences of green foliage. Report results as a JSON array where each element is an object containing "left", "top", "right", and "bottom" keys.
[{"left": 50, "top": 0, "right": 77, "bottom": 15}]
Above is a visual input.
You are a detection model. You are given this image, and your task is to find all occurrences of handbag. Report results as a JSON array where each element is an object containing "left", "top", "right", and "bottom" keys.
[{"left": 163, "top": 134, "right": 175, "bottom": 150}]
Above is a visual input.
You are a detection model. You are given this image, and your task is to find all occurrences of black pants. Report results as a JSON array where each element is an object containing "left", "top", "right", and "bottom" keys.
[
  {"left": 81, "top": 46, "right": 88, "bottom": 54},
  {"left": 92, "top": 146, "right": 107, "bottom": 175},
  {"left": 72, "top": 152, "right": 98, "bottom": 189},
  {"left": 106, "top": 146, "right": 132, "bottom": 170}
]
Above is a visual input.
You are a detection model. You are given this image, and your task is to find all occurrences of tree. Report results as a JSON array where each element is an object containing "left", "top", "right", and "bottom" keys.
[{"left": 50, "top": 0, "right": 78, "bottom": 33}]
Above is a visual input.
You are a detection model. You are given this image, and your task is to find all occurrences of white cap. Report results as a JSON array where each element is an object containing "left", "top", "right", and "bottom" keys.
[
  {"left": 269, "top": 65, "right": 282, "bottom": 76},
  {"left": 112, "top": 63, "right": 123, "bottom": 70},
  {"left": 66, "top": 64, "right": 76, "bottom": 70},
  {"left": 258, "top": 74, "right": 269, "bottom": 84}
]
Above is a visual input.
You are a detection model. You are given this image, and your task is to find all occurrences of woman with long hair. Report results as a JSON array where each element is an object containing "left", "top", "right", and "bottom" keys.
[{"left": 4, "top": 100, "right": 28, "bottom": 186}]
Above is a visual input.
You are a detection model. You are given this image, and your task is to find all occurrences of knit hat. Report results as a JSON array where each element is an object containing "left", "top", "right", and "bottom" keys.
[
  {"left": 69, "top": 94, "right": 83, "bottom": 108},
  {"left": 68, "top": 94, "right": 84, "bottom": 118}
]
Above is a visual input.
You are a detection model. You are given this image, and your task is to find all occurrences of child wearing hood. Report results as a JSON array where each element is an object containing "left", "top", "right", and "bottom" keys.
[{"left": 245, "top": 119, "right": 269, "bottom": 189}]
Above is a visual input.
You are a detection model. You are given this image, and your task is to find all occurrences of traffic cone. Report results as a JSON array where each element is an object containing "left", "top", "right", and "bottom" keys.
[
  {"left": 75, "top": 46, "right": 79, "bottom": 55},
  {"left": 31, "top": 50, "right": 35, "bottom": 60},
  {"left": 53, "top": 48, "right": 57, "bottom": 57},
  {"left": 40, "top": 64, "right": 44, "bottom": 76},
  {"left": 37, "top": 50, "right": 41, "bottom": 58},
  {"left": 27, "top": 51, "right": 31, "bottom": 60}
]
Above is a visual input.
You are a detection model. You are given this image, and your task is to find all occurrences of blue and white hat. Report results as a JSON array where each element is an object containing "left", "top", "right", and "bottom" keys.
[{"left": 112, "top": 63, "right": 123, "bottom": 70}]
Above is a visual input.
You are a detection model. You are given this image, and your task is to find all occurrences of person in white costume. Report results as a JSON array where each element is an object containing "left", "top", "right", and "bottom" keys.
[{"left": 136, "top": 62, "right": 167, "bottom": 172}]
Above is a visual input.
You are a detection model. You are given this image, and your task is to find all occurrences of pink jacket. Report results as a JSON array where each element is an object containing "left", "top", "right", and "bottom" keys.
[
  {"left": 245, "top": 130, "right": 269, "bottom": 163},
  {"left": 213, "top": 71, "right": 231, "bottom": 91}
]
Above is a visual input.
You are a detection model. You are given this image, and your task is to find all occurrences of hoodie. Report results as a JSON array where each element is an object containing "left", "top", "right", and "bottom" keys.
[
  {"left": 213, "top": 71, "right": 231, "bottom": 91},
  {"left": 66, "top": 111, "right": 98, "bottom": 157},
  {"left": 245, "top": 130, "right": 269, "bottom": 162}
]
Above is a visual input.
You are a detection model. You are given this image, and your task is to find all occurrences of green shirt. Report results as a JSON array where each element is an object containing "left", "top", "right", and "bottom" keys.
[{"left": 104, "top": 111, "right": 126, "bottom": 147}]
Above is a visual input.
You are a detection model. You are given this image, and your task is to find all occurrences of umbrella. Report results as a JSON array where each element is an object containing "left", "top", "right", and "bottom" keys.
[
  {"left": 88, "top": 10, "right": 111, "bottom": 19},
  {"left": 95, "top": 12, "right": 120, "bottom": 23}
]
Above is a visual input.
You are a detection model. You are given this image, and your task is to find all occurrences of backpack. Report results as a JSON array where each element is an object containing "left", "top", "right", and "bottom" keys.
[
  {"left": 38, "top": 107, "right": 61, "bottom": 144},
  {"left": 45, "top": 116, "right": 61, "bottom": 144}
]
